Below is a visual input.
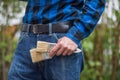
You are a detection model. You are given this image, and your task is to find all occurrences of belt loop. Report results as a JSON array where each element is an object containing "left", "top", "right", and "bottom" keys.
[
  {"left": 53, "top": 33, "right": 59, "bottom": 41},
  {"left": 49, "top": 23, "right": 52, "bottom": 36},
  {"left": 27, "top": 24, "right": 30, "bottom": 34}
]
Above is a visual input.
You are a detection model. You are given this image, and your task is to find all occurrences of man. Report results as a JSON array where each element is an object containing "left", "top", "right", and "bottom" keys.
[{"left": 8, "top": 0, "right": 106, "bottom": 80}]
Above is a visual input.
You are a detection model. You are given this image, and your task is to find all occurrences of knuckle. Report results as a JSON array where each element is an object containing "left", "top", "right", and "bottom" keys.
[
  {"left": 63, "top": 52, "right": 67, "bottom": 56},
  {"left": 63, "top": 45, "right": 67, "bottom": 49},
  {"left": 58, "top": 43, "right": 62, "bottom": 46},
  {"left": 51, "top": 50, "right": 56, "bottom": 53},
  {"left": 56, "top": 53, "right": 61, "bottom": 56},
  {"left": 57, "top": 51, "right": 60, "bottom": 54},
  {"left": 67, "top": 47, "right": 72, "bottom": 51},
  {"left": 71, "top": 48, "right": 75, "bottom": 51}
]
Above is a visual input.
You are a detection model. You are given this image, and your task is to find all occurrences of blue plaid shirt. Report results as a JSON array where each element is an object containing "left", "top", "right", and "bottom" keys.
[{"left": 21, "top": 0, "right": 106, "bottom": 45}]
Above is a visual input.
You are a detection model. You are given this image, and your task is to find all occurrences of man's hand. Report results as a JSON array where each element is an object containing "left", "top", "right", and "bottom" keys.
[{"left": 49, "top": 37, "right": 78, "bottom": 57}]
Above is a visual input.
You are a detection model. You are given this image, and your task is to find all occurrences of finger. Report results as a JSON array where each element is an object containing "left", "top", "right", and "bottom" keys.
[
  {"left": 62, "top": 49, "right": 69, "bottom": 56},
  {"left": 49, "top": 44, "right": 60, "bottom": 57},
  {"left": 62, "top": 46, "right": 72, "bottom": 56},
  {"left": 56, "top": 47, "right": 65, "bottom": 56},
  {"left": 56, "top": 44, "right": 67, "bottom": 56},
  {"left": 67, "top": 50, "right": 73, "bottom": 56},
  {"left": 65, "top": 46, "right": 75, "bottom": 56}
]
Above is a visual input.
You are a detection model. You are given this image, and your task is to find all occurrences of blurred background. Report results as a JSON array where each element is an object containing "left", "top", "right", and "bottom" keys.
[{"left": 0, "top": 0, "right": 120, "bottom": 80}]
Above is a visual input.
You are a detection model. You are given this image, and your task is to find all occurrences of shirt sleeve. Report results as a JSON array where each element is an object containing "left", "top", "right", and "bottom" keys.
[{"left": 65, "top": 0, "right": 106, "bottom": 45}]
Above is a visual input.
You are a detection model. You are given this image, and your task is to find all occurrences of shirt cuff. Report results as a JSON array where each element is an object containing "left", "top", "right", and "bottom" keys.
[{"left": 65, "top": 33, "right": 80, "bottom": 45}]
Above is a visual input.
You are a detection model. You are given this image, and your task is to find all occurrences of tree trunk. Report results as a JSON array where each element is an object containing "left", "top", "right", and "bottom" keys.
[
  {"left": 2, "top": 50, "right": 6, "bottom": 80},
  {"left": 1, "top": 27, "right": 6, "bottom": 80},
  {"left": 112, "top": 25, "right": 119, "bottom": 80},
  {"left": 93, "top": 24, "right": 106, "bottom": 80}
]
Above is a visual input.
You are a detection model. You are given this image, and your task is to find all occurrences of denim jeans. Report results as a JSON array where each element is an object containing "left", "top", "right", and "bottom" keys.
[{"left": 8, "top": 30, "right": 84, "bottom": 80}]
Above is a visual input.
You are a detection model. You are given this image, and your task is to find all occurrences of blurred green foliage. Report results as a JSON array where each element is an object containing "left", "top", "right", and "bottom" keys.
[{"left": 4, "top": 39, "right": 17, "bottom": 63}]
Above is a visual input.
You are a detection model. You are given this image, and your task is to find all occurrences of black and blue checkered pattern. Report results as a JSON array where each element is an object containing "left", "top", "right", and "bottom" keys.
[{"left": 20, "top": 0, "right": 106, "bottom": 44}]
